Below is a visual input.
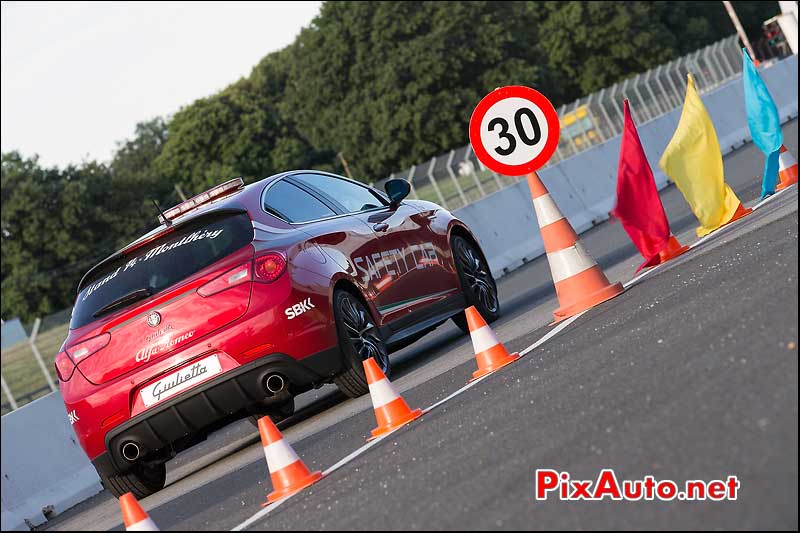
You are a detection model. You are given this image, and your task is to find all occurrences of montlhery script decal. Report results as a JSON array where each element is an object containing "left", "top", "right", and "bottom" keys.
[{"left": 82, "top": 229, "right": 224, "bottom": 301}]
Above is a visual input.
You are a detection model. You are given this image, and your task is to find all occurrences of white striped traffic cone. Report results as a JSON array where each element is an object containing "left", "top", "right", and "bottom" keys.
[
  {"left": 465, "top": 306, "right": 519, "bottom": 381},
  {"left": 258, "top": 416, "right": 323, "bottom": 504},
  {"left": 119, "top": 493, "right": 159, "bottom": 531},
  {"left": 363, "top": 357, "right": 422, "bottom": 440},
  {"left": 528, "top": 172, "right": 624, "bottom": 323},
  {"left": 777, "top": 144, "right": 798, "bottom": 190}
]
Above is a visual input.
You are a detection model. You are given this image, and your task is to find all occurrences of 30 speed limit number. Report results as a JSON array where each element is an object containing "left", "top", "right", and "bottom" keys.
[{"left": 469, "top": 86, "right": 560, "bottom": 176}]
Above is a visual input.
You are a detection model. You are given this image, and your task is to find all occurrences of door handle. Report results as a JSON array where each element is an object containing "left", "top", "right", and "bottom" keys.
[{"left": 373, "top": 222, "right": 389, "bottom": 232}]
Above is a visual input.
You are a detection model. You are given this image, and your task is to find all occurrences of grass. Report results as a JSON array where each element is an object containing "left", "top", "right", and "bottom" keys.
[{"left": 1, "top": 323, "right": 69, "bottom": 415}]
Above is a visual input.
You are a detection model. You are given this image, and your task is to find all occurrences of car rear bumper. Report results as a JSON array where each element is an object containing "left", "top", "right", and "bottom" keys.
[{"left": 94, "top": 349, "right": 339, "bottom": 477}]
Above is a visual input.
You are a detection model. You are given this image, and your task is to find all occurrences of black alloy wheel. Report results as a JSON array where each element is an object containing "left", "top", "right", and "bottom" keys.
[
  {"left": 332, "top": 290, "right": 390, "bottom": 398},
  {"left": 451, "top": 236, "right": 500, "bottom": 333}
]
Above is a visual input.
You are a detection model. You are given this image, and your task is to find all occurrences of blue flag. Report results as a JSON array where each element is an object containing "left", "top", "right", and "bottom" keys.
[{"left": 742, "top": 48, "right": 782, "bottom": 198}]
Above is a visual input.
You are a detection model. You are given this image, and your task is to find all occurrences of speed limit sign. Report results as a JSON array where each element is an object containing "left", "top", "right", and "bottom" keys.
[{"left": 469, "top": 86, "right": 560, "bottom": 176}]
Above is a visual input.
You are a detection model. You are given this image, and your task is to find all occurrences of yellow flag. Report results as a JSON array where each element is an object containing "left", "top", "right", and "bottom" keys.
[{"left": 659, "top": 74, "right": 744, "bottom": 237}]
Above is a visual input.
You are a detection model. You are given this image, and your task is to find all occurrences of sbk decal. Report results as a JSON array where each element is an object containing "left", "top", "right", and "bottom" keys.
[
  {"left": 285, "top": 298, "right": 315, "bottom": 319},
  {"left": 135, "top": 330, "right": 195, "bottom": 363},
  {"left": 67, "top": 410, "right": 80, "bottom": 425},
  {"left": 353, "top": 242, "right": 439, "bottom": 284}
]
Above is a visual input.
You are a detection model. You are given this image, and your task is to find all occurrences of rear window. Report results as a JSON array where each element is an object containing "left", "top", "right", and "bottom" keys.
[{"left": 71, "top": 213, "right": 254, "bottom": 329}]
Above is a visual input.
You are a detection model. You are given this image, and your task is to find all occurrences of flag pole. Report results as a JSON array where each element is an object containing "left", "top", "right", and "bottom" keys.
[{"left": 722, "top": 1, "right": 758, "bottom": 64}]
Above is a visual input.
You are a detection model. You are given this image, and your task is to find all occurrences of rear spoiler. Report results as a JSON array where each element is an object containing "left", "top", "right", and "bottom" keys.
[{"left": 77, "top": 206, "right": 248, "bottom": 294}]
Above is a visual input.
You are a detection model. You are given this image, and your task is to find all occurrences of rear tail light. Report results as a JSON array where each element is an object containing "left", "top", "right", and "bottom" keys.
[
  {"left": 197, "top": 253, "right": 286, "bottom": 297},
  {"left": 254, "top": 253, "right": 286, "bottom": 283},
  {"left": 54, "top": 352, "right": 76, "bottom": 381},
  {"left": 57, "top": 333, "right": 112, "bottom": 380},
  {"left": 67, "top": 333, "right": 111, "bottom": 361},
  {"left": 198, "top": 261, "right": 252, "bottom": 297}
]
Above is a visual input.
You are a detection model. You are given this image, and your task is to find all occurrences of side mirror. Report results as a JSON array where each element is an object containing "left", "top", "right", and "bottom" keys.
[{"left": 384, "top": 179, "right": 411, "bottom": 207}]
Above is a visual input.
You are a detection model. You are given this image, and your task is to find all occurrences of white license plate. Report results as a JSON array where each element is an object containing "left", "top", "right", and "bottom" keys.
[{"left": 140, "top": 355, "right": 222, "bottom": 407}]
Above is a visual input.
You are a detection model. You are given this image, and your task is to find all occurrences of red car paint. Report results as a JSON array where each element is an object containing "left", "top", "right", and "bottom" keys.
[{"left": 57, "top": 171, "right": 483, "bottom": 469}]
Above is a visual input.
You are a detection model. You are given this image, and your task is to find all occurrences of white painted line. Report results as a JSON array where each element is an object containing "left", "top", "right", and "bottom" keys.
[
  {"left": 519, "top": 313, "right": 584, "bottom": 356},
  {"left": 232, "top": 435, "right": 391, "bottom": 531},
  {"left": 233, "top": 305, "right": 606, "bottom": 530},
  {"left": 233, "top": 267, "right": 661, "bottom": 530},
  {"left": 422, "top": 371, "right": 492, "bottom": 412},
  {"left": 623, "top": 260, "right": 662, "bottom": 288},
  {"left": 688, "top": 188, "right": 791, "bottom": 252},
  {"left": 754, "top": 185, "right": 793, "bottom": 210},
  {"left": 321, "top": 433, "right": 388, "bottom": 476},
  {"left": 233, "top": 193, "right": 779, "bottom": 530}
]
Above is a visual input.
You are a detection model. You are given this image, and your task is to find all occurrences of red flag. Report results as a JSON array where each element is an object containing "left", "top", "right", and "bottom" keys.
[{"left": 612, "top": 100, "right": 671, "bottom": 272}]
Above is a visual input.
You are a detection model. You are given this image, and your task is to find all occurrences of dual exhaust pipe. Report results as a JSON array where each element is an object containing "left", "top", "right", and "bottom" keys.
[
  {"left": 264, "top": 373, "right": 287, "bottom": 396},
  {"left": 121, "top": 441, "right": 141, "bottom": 462},
  {"left": 119, "top": 373, "right": 289, "bottom": 463}
]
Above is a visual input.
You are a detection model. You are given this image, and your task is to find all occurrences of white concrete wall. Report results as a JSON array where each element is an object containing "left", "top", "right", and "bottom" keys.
[
  {"left": 1, "top": 392, "right": 102, "bottom": 531},
  {"left": 456, "top": 54, "right": 798, "bottom": 277},
  {"left": 1, "top": 319, "right": 28, "bottom": 350}
]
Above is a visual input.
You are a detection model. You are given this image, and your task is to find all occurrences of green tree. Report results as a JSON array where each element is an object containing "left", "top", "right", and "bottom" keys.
[
  {"left": 1, "top": 153, "right": 123, "bottom": 320},
  {"left": 111, "top": 117, "right": 174, "bottom": 234},
  {"left": 1, "top": 120, "right": 172, "bottom": 321},
  {"left": 154, "top": 78, "right": 274, "bottom": 193},
  {"left": 155, "top": 48, "right": 335, "bottom": 195},
  {"left": 281, "top": 1, "right": 556, "bottom": 180}
]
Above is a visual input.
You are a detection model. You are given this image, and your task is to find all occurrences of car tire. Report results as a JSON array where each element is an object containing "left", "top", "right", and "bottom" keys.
[
  {"left": 450, "top": 236, "right": 500, "bottom": 334},
  {"left": 248, "top": 398, "right": 296, "bottom": 427},
  {"left": 332, "top": 290, "right": 390, "bottom": 399},
  {"left": 100, "top": 461, "right": 166, "bottom": 499}
]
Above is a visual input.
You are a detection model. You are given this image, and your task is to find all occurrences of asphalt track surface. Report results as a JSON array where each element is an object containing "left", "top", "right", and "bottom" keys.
[{"left": 44, "top": 120, "right": 798, "bottom": 531}]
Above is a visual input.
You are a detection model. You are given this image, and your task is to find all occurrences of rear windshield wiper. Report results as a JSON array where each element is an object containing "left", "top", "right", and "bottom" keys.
[{"left": 93, "top": 288, "right": 152, "bottom": 318}]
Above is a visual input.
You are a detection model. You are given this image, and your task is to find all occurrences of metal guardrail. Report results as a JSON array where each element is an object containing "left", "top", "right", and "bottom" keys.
[{"left": 378, "top": 35, "right": 750, "bottom": 211}]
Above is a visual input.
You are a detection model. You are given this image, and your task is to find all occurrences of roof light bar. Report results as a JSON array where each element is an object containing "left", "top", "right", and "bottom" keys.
[{"left": 160, "top": 178, "right": 245, "bottom": 223}]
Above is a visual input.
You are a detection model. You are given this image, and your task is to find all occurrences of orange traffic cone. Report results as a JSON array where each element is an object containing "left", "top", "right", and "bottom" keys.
[
  {"left": 658, "top": 235, "right": 690, "bottom": 263},
  {"left": 776, "top": 144, "right": 798, "bottom": 190},
  {"left": 528, "top": 172, "right": 625, "bottom": 323},
  {"left": 119, "top": 493, "right": 159, "bottom": 531},
  {"left": 363, "top": 357, "right": 422, "bottom": 440},
  {"left": 465, "top": 306, "right": 519, "bottom": 381},
  {"left": 721, "top": 202, "right": 753, "bottom": 227},
  {"left": 258, "top": 416, "right": 323, "bottom": 504}
]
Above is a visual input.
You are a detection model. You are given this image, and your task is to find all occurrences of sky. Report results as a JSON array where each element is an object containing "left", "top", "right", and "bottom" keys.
[{"left": 1, "top": 1, "right": 322, "bottom": 168}]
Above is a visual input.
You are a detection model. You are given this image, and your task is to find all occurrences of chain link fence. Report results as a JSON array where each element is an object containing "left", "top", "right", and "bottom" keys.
[
  {"left": 377, "top": 35, "right": 771, "bottom": 210},
  {"left": 1, "top": 312, "right": 69, "bottom": 414}
]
